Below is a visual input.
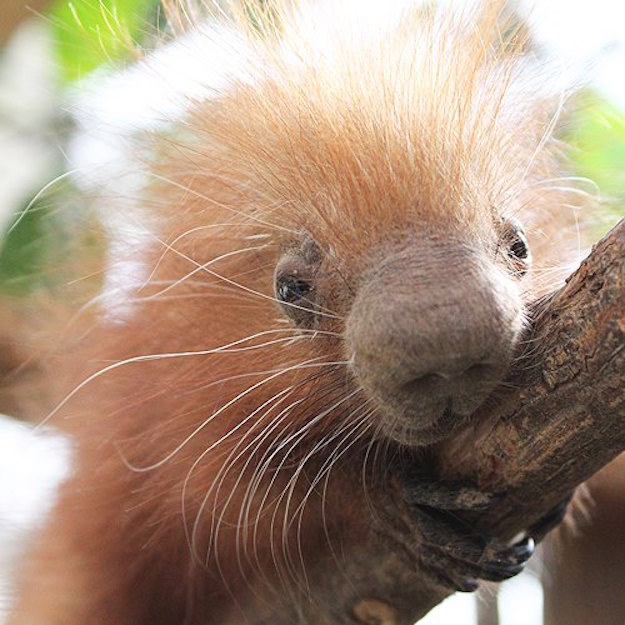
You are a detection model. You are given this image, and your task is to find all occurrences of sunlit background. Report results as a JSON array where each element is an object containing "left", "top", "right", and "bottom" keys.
[{"left": 0, "top": 1, "right": 624, "bottom": 623}]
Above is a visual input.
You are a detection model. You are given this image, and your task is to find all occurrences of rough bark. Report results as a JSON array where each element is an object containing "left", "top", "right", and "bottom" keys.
[
  {"left": 438, "top": 217, "right": 625, "bottom": 538},
  {"left": 340, "top": 218, "right": 625, "bottom": 625}
]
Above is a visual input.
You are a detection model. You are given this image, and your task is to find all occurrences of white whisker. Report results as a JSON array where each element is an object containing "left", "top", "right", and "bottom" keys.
[
  {"left": 188, "top": 386, "right": 296, "bottom": 565},
  {"left": 38, "top": 330, "right": 335, "bottom": 430},
  {"left": 121, "top": 356, "right": 343, "bottom": 472},
  {"left": 158, "top": 238, "right": 343, "bottom": 320},
  {"left": 8, "top": 169, "right": 78, "bottom": 234},
  {"left": 141, "top": 244, "right": 268, "bottom": 300},
  {"left": 142, "top": 222, "right": 270, "bottom": 287}
]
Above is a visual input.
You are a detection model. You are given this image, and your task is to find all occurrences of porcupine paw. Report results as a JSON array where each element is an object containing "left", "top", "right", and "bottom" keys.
[
  {"left": 399, "top": 475, "right": 571, "bottom": 591},
  {"left": 407, "top": 503, "right": 535, "bottom": 592}
]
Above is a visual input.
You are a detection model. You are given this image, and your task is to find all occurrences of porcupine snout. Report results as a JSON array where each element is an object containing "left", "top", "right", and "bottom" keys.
[{"left": 345, "top": 237, "right": 524, "bottom": 446}]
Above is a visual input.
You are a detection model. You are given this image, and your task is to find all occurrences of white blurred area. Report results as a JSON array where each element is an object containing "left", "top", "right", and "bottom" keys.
[
  {"left": 421, "top": 563, "right": 545, "bottom": 625},
  {"left": 528, "top": 0, "right": 625, "bottom": 110},
  {"left": 0, "top": 415, "right": 72, "bottom": 618},
  {"left": 0, "top": 1, "right": 624, "bottom": 623}
]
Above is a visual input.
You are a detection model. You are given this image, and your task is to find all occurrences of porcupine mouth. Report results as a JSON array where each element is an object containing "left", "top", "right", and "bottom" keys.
[{"left": 392, "top": 399, "right": 470, "bottom": 447}]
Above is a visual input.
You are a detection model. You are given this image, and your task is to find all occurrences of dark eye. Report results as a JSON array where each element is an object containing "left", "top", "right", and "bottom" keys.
[
  {"left": 274, "top": 245, "right": 320, "bottom": 327},
  {"left": 501, "top": 218, "right": 531, "bottom": 277},
  {"left": 508, "top": 229, "right": 529, "bottom": 261},
  {"left": 276, "top": 275, "right": 313, "bottom": 304}
]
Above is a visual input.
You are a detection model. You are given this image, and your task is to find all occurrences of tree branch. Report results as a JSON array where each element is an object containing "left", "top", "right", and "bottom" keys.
[
  {"left": 439, "top": 217, "right": 625, "bottom": 538},
  {"left": 311, "top": 219, "right": 625, "bottom": 625}
]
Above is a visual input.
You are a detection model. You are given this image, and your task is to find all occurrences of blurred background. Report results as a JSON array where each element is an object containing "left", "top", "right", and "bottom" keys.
[{"left": 0, "top": 0, "right": 623, "bottom": 623}]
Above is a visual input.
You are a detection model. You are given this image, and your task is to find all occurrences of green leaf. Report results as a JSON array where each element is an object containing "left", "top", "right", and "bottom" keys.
[
  {"left": 564, "top": 92, "right": 625, "bottom": 231},
  {"left": 50, "top": 0, "right": 157, "bottom": 82}
]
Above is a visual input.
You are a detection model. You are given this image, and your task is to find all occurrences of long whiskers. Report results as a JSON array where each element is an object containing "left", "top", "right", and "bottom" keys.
[
  {"left": 260, "top": 387, "right": 364, "bottom": 594},
  {"left": 141, "top": 244, "right": 269, "bottom": 300},
  {"left": 157, "top": 235, "right": 343, "bottom": 319},
  {"left": 286, "top": 403, "right": 374, "bottom": 594},
  {"left": 37, "top": 329, "right": 337, "bottom": 430},
  {"left": 122, "top": 356, "right": 351, "bottom": 472},
  {"left": 187, "top": 385, "right": 297, "bottom": 564},
  {"left": 141, "top": 222, "right": 273, "bottom": 289}
]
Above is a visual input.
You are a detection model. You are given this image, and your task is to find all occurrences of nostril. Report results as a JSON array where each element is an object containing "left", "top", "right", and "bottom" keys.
[
  {"left": 464, "top": 362, "right": 497, "bottom": 381},
  {"left": 402, "top": 363, "right": 498, "bottom": 396},
  {"left": 402, "top": 372, "right": 449, "bottom": 396},
  {"left": 421, "top": 372, "right": 449, "bottom": 383}
]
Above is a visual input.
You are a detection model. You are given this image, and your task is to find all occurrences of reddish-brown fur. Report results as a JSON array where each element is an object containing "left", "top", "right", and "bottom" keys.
[{"left": 6, "top": 2, "right": 587, "bottom": 623}]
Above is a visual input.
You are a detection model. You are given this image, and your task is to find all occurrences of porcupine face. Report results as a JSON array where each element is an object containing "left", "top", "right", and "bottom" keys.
[
  {"left": 273, "top": 219, "right": 530, "bottom": 447},
  {"left": 264, "top": 119, "right": 535, "bottom": 448},
  {"left": 345, "top": 227, "right": 530, "bottom": 447},
  {"left": 172, "top": 2, "right": 564, "bottom": 450},
  {"left": 246, "top": 5, "right": 543, "bottom": 448}
]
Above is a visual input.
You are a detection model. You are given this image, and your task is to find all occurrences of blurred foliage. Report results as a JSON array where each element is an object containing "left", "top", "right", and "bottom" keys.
[
  {"left": 567, "top": 92, "right": 625, "bottom": 219},
  {"left": 50, "top": 0, "right": 159, "bottom": 81},
  {"left": 0, "top": 185, "right": 106, "bottom": 296},
  {"left": 0, "top": 0, "right": 158, "bottom": 293},
  {"left": 0, "top": 199, "right": 53, "bottom": 295}
]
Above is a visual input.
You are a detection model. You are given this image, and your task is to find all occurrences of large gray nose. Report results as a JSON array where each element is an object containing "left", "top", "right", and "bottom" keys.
[{"left": 346, "top": 242, "right": 523, "bottom": 445}]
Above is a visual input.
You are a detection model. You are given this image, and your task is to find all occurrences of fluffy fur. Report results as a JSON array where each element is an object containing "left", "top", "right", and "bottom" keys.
[{"left": 6, "top": 1, "right": 588, "bottom": 623}]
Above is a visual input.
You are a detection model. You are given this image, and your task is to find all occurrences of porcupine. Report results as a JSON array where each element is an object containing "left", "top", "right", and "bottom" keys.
[{"left": 6, "top": 1, "right": 584, "bottom": 623}]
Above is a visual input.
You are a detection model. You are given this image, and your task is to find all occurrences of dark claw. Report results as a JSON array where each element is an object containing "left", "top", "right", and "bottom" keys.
[
  {"left": 501, "top": 536, "right": 535, "bottom": 565},
  {"left": 406, "top": 504, "right": 535, "bottom": 592},
  {"left": 395, "top": 471, "right": 555, "bottom": 592},
  {"left": 478, "top": 562, "right": 525, "bottom": 582},
  {"left": 529, "top": 495, "right": 572, "bottom": 541},
  {"left": 455, "top": 535, "right": 534, "bottom": 583},
  {"left": 474, "top": 536, "right": 534, "bottom": 582},
  {"left": 457, "top": 578, "right": 479, "bottom": 593},
  {"left": 480, "top": 535, "right": 532, "bottom": 566}
]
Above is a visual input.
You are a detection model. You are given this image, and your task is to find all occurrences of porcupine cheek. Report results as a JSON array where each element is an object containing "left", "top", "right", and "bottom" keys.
[{"left": 345, "top": 239, "right": 525, "bottom": 447}]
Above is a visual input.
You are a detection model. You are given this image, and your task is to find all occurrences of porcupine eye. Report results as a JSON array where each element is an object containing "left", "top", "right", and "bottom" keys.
[
  {"left": 275, "top": 253, "right": 318, "bottom": 327},
  {"left": 276, "top": 275, "right": 312, "bottom": 304},
  {"left": 509, "top": 234, "right": 529, "bottom": 260},
  {"left": 501, "top": 218, "right": 531, "bottom": 277}
]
